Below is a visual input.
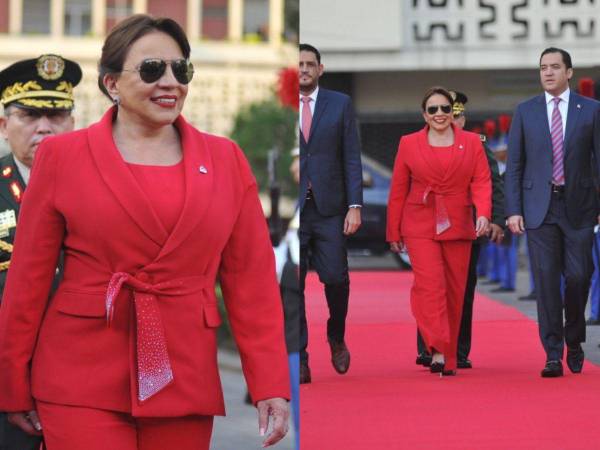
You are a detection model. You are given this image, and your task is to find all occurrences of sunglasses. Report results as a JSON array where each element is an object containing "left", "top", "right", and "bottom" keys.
[
  {"left": 123, "top": 58, "right": 194, "bottom": 84},
  {"left": 426, "top": 104, "right": 452, "bottom": 115}
]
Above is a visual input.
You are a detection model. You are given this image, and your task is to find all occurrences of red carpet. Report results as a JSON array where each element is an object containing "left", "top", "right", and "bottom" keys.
[{"left": 300, "top": 271, "right": 600, "bottom": 450}]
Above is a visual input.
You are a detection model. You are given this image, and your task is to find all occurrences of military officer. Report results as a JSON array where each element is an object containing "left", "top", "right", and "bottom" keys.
[
  {"left": 416, "top": 91, "right": 505, "bottom": 368},
  {"left": 0, "top": 53, "right": 81, "bottom": 450}
]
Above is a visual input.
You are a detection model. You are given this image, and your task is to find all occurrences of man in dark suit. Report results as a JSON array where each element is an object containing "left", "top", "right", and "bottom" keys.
[
  {"left": 505, "top": 47, "right": 600, "bottom": 377},
  {"left": 0, "top": 54, "right": 81, "bottom": 450},
  {"left": 298, "top": 43, "right": 363, "bottom": 384},
  {"left": 416, "top": 91, "right": 505, "bottom": 369}
]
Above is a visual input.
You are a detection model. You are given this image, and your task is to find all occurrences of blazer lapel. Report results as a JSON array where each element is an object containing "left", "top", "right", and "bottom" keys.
[
  {"left": 156, "top": 115, "right": 214, "bottom": 261},
  {"left": 563, "top": 93, "right": 581, "bottom": 155},
  {"left": 308, "top": 90, "right": 328, "bottom": 145},
  {"left": 443, "top": 125, "right": 467, "bottom": 182},
  {"left": 535, "top": 94, "right": 553, "bottom": 155},
  {"left": 87, "top": 107, "right": 169, "bottom": 247}
]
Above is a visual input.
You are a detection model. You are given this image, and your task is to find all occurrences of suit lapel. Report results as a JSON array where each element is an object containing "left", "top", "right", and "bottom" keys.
[
  {"left": 563, "top": 93, "right": 581, "bottom": 155},
  {"left": 534, "top": 95, "right": 553, "bottom": 155},
  {"left": 443, "top": 125, "right": 467, "bottom": 182},
  {"left": 87, "top": 107, "right": 169, "bottom": 247},
  {"left": 308, "top": 90, "right": 328, "bottom": 145},
  {"left": 155, "top": 115, "right": 214, "bottom": 261}
]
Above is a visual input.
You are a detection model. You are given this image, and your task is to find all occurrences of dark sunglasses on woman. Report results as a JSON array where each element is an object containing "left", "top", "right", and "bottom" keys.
[
  {"left": 123, "top": 58, "right": 194, "bottom": 84},
  {"left": 426, "top": 104, "right": 452, "bottom": 115}
]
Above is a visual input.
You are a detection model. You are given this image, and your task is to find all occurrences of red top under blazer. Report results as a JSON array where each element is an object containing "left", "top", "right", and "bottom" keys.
[
  {"left": 386, "top": 126, "right": 492, "bottom": 242},
  {"left": 0, "top": 107, "right": 290, "bottom": 417}
]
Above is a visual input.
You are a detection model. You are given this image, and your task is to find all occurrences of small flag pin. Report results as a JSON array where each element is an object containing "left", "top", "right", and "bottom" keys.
[{"left": 199, "top": 166, "right": 208, "bottom": 174}]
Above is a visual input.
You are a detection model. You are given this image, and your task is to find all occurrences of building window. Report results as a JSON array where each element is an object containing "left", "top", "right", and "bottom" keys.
[
  {"left": 202, "top": 0, "right": 227, "bottom": 40},
  {"left": 106, "top": 0, "right": 132, "bottom": 33},
  {"left": 22, "top": 0, "right": 51, "bottom": 34},
  {"left": 243, "top": 0, "right": 268, "bottom": 42},
  {"left": 65, "top": 0, "right": 92, "bottom": 36}
]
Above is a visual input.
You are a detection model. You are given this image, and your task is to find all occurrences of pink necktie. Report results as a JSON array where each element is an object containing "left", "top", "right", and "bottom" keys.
[
  {"left": 550, "top": 97, "right": 564, "bottom": 185},
  {"left": 301, "top": 96, "right": 312, "bottom": 142}
]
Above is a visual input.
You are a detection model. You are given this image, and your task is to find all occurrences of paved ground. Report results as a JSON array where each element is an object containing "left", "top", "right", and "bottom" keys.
[
  {"left": 211, "top": 350, "right": 295, "bottom": 450},
  {"left": 348, "top": 249, "right": 600, "bottom": 366}
]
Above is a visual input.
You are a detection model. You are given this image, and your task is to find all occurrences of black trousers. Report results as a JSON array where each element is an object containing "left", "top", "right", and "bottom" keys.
[
  {"left": 417, "top": 242, "right": 480, "bottom": 360},
  {"left": 299, "top": 199, "right": 350, "bottom": 364},
  {"left": 0, "top": 413, "right": 42, "bottom": 450},
  {"left": 527, "top": 192, "right": 594, "bottom": 361}
]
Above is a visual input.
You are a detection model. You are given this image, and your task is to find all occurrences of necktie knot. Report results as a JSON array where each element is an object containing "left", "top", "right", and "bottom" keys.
[
  {"left": 301, "top": 96, "right": 311, "bottom": 104},
  {"left": 553, "top": 97, "right": 561, "bottom": 106}
]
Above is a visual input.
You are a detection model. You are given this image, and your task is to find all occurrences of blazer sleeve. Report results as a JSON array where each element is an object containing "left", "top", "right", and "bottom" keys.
[
  {"left": 484, "top": 143, "right": 505, "bottom": 226},
  {"left": 0, "top": 140, "right": 65, "bottom": 411},
  {"left": 386, "top": 137, "right": 410, "bottom": 242},
  {"left": 218, "top": 144, "right": 290, "bottom": 404},
  {"left": 470, "top": 138, "right": 492, "bottom": 220},
  {"left": 342, "top": 96, "right": 363, "bottom": 207},
  {"left": 505, "top": 105, "right": 525, "bottom": 218}
]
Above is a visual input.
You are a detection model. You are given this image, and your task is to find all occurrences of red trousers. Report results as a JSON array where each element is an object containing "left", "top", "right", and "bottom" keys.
[
  {"left": 37, "top": 401, "right": 213, "bottom": 450},
  {"left": 404, "top": 238, "right": 472, "bottom": 371}
]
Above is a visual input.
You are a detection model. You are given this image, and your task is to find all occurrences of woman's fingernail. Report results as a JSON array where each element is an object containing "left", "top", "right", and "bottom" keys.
[
  {"left": 260, "top": 427, "right": 266, "bottom": 436},
  {"left": 34, "top": 423, "right": 42, "bottom": 431}
]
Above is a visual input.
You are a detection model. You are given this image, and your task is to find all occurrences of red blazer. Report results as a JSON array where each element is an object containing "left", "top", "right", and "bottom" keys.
[
  {"left": 386, "top": 126, "right": 492, "bottom": 242},
  {"left": 0, "top": 107, "right": 290, "bottom": 417}
]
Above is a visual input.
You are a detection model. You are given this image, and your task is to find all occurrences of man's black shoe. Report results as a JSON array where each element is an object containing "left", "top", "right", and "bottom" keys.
[
  {"left": 416, "top": 352, "right": 432, "bottom": 367},
  {"left": 541, "top": 360, "right": 563, "bottom": 378},
  {"left": 518, "top": 292, "right": 537, "bottom": 301},
  {"left": 490, "top": 286, "right": 515, "bottom": 293},
  {"left": 586, "top": 318, "right": 600, "bottom": 326},
  {"left": 457, "top": 359, "right": 472, "bottom": 369},
  {"left": 566, "top": 345, "right": 584, "bottom": 374}
]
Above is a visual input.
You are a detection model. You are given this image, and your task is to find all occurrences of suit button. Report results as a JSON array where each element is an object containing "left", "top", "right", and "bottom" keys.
[{"left": 137, "top": 272, "right": 150, "bottom": 283}]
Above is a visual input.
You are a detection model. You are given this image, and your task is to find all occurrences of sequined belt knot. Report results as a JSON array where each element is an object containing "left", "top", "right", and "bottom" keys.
[
  {"left": 423, "top": 186, "right": 451, "bottom": 235},
  {"left": 105, "top": 272, "right": 211, "bottom": 402}
]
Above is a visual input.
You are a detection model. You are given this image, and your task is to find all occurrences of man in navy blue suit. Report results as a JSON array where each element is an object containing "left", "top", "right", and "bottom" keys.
[
  {"left": 505, "top": 47, "right": 600, "bottom": 377},
  {"left": 298, "top": 43, "right": 363, "bottom": 384}
]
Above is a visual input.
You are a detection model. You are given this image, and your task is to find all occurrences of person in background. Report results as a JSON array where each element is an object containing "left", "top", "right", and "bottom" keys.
[
  {"left": 298, "top": 43, "right": 363, "bottom": 384},
  {"left": 505, "top": 47, "right": 600, "bottom": 377},
  {"left": 0, "top": 53, "right": 82, "bottom": 450}
]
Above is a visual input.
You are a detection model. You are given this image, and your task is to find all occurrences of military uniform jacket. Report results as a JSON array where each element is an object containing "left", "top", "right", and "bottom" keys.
[
  {"left": 0, "top": 107, "right": 290, "bottom": 417},
  {"left": 0, "top": 153, "right": 26, "bottom": 296}
]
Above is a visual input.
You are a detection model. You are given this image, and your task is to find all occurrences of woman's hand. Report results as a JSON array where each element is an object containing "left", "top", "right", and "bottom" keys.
[
  {"left": 7, "top": 410, "right": 42, "bottom": 435},
  {"left": 256, "top": 397, "right": 289, "bottom": 447},
  {"left": 475, "top": 216, "right": 490, "bottom": 237},
  {"left": 389, "top": 241, "right": 406, "bottom": 253}
]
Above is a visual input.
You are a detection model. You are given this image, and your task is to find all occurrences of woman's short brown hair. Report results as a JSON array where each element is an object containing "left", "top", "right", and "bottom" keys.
[
  {"left": 98, "top": 14, "right": 191, "bottom": 100},
  {"left": 421, "top": 86, "right": 454, "bottom": 112}
]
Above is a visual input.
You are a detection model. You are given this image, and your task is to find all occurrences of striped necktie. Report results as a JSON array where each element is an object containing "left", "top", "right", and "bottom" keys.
[{"left": 550, "top": 97, "right": 565, "bottom": 185}]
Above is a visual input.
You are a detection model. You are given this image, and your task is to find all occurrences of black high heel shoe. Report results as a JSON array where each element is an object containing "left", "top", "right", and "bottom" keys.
[
  {"left": 430, "top": 362, "right": 444, "bottom": 373},
  {"left": 441, "top": 369, "right": 456, "bottom": 376}
]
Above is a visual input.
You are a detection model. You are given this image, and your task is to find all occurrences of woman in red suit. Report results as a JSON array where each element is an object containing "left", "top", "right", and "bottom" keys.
[
  {"left": 387, "top": 87, "right": 491, "bottom": 376},
  {"left": 0, "top": 15, "right": 289, "bottom": 449}
]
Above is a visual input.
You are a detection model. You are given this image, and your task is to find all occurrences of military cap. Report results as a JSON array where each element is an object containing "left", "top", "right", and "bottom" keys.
[
  {"left": 449, "top": 90, "right": 468, "bottom": 117},
  {"left": 0, "top": 54, "right": 82, "bottom": 110}
]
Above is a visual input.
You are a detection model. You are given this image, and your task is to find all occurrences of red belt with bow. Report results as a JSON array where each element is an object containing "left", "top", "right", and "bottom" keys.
[
  {"left": 422, "top": 186, "right": 451, "bottom": 235},
  {"left": 105, "top": 272, "right": 211, "bottom": 402}
]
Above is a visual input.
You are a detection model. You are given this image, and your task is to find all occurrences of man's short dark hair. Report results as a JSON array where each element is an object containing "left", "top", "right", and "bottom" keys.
[
  {"left": 300, "top": 43, "right": 321, "bottom": 64},
  {"left": 540, "top": 47, "right": 572, "bottom": 70}
]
